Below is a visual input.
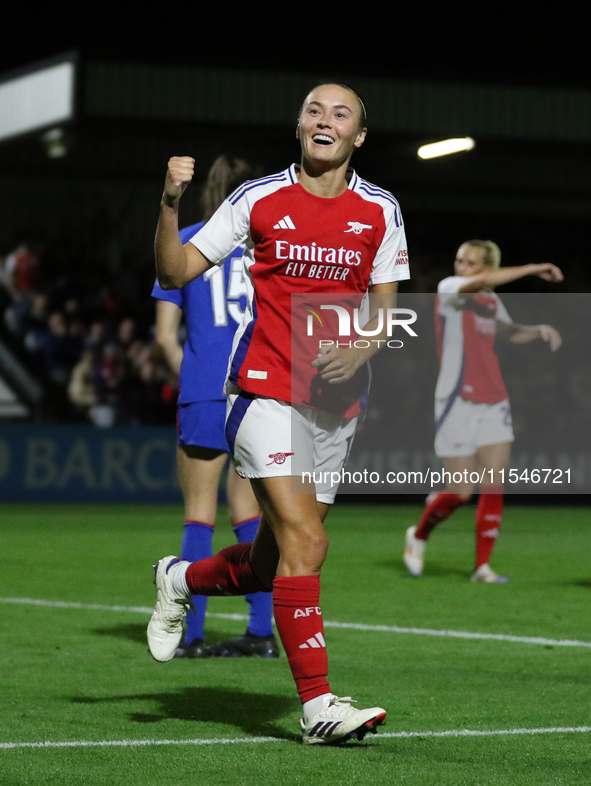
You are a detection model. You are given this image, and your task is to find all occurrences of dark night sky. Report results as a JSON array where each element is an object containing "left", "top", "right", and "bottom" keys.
[{"left": 1, "top": 6, "right": 589, "bottom": 92}]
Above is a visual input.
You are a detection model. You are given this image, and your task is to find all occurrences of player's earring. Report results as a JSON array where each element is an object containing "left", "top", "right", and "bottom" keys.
[{"left": 296, "top": 124, "right": 300, "bottom": 139}]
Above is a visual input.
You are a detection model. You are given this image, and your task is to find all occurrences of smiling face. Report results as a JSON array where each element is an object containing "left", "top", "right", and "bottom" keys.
[
  {"left": 297, "top": 84, "right": 367, "bottom": 170},
  {"left": 454, "top": 243, "right": 487, "bottom": 277}
]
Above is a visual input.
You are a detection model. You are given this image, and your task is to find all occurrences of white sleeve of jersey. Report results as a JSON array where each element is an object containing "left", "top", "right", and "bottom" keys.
[
  {"left": 494, "top": 296, "right": 513, "bottom": 325},
  {"left": 437, "top": 276, "right": 469, "bottom": 294},
  {"left": 188, "top": 197, "right": 250, "bottom": 267},
  {"left": 368, "top": 204, "right": 410, "bottom": 285}
]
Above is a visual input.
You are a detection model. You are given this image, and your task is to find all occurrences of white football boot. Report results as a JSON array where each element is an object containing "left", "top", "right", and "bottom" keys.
[
  {"left": 147, "top": 556, "right": 191, "bottom": 662},
  {"left": 404, "top": 525, "right": 426, "bottom": 577},
  {"left": 300, "top": 695, "right": 387, "bottom": 745},
  {"left": 471, "top": 563, "right": 509, "bottom": 584}
]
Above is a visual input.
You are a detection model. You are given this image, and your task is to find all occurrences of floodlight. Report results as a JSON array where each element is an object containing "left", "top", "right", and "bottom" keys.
[{"left": 418, "top": 137, "right": 475, "bottom": 159}]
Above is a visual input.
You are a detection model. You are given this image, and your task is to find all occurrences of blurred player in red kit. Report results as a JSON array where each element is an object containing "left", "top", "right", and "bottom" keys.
[{"left": 404, "top": 240, "right": 562, "bottom": 582}]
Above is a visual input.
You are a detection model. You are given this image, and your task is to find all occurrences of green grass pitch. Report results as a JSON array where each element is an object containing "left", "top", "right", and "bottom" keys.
[{"left": 0, "top": 502, "right": 590, "bottom": 785}]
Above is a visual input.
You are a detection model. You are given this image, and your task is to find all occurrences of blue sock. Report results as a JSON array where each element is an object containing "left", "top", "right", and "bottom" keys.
[
  {"left": 233, "top": 517, "right": 273, "bottom": 638},
  {"left": 180, "top": 521, "right": 214, "bottom": 644}
]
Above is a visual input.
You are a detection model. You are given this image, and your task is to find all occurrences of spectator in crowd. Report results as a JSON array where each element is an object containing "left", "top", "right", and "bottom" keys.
[
  {"left": 68, "top": 348, "right": 98, "bottom": 413},
  {"left": 3, "top": 234, "right": 40, "bottom": 300},
  {"left": 43, "top": 312, "right": 83, "bottom": 386}
]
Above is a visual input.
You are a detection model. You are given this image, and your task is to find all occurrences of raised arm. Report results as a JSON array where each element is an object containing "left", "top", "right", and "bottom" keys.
[
  {"left": 507, "top": 323, "right": 562, "bottom": 351},
  {"left": 456, "top": 263, "right": 563, "bottom": 293},
  {"left": 155, "top": 157, "right": 214, "bottom": 289}
]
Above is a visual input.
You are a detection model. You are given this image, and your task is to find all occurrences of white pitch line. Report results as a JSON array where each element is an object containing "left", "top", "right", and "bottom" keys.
[
  {"left": 0, "top": 736, "right": 280, "bottom": 750},
  {"left": 1, "top": 596, "right": 590, "bottom": 650},
  {"left": 0, "top": 597, "right": 247, "bottom": 622},
  {"left": 322, "top": 621, "right": 591, "bottom": 649},
  {"left": 381, "top": 726, "right": 591, "bottom": 739},
  {"left": 2, "top": 726, "right": 591, "bottom": 750}
]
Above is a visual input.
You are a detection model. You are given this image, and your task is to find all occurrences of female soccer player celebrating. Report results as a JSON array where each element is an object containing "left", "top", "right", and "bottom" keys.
[
  {"left": 404, "top": 240, "right": 562, "bottom": 583},
  {"left": 148, "top": 83, "right": 410, "bottom": 744}
]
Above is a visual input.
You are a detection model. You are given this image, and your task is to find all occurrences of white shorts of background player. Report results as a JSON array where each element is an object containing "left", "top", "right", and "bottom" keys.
[{"left": 434, "top": 397, "right": 514, "bottom": 458}]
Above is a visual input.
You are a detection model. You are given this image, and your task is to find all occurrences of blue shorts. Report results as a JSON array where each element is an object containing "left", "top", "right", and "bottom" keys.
[{"left": 177, "top": 400, "right": 229, "bottom": 452}]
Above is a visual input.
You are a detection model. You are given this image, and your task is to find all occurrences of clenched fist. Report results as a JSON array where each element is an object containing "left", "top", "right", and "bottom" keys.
[{"left": 162, "top": 156, "right": 195, "bottom": 207}]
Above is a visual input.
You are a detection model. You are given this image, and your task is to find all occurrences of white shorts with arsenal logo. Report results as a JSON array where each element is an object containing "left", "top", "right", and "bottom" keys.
[{"left": 225, "top": 391, "right": 357, "bottom": 504}]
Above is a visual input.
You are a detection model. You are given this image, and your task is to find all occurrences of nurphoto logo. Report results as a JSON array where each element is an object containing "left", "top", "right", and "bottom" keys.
[{"left": 303, "top": 304, "right": 418, "bottom": 349}]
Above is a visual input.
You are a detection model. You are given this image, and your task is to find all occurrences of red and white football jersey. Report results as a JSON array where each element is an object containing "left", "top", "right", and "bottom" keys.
[
  {"left": 435, "top": 276, "right": 513, "bottom": 405},
  {"left": 190, "top": 165, "right": 409, "bottom": 412}
]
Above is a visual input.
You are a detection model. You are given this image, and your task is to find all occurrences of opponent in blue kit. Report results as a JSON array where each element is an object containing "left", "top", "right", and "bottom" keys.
[{"left": 152, "top": 155, "right": 277, "bottom": 658}]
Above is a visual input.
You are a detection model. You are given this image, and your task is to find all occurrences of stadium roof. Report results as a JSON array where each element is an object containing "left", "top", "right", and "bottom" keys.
[{"left": 80, "top": 61, "right": 591, "bottom": 143}]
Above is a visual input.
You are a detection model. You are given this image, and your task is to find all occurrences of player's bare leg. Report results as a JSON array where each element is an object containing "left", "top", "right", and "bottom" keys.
[
  {"left": 249, "top": 476, "right": 329, "bottom": 577},
  {"left": 177, "top": 445, "right": 226, "bottom": 524},
  {"left": 226, "top": 463, "right": 260, "bottom": 525},
  {"left": 442, "top": 454, "right": 478, "bottom": 497},
  {"left": 248, "top": 513, "right": 279, "bottom": 589},
  {"left": 475, "top": 441, "right": 511, "bottom": 488}
]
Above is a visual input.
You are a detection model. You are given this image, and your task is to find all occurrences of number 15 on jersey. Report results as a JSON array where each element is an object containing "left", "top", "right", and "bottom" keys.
[{"left": 204, "top": 256, "right": 248, "bottom": 327}]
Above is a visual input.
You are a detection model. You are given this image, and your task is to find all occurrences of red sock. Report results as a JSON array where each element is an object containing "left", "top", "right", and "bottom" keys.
[
  {"left": 273, "top": 576, "right": 331, "bottom": 703},
  {"left": 475, "top": 487, "right": 504, "bottom": 568},
  {"left": 415, "top": 492, "right": 466, "bottom": 540},
  {"left": 185, "top": 543, "right": 268, "bottom": 596}
]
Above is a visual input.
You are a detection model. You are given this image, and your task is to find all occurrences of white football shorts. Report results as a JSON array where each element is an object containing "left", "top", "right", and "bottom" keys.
[
  {"left": 434, "top": 396, "right": 514, "bottom": 458},
  {"left": 225, "top": 391, "right": 357, "bottom": 504}
]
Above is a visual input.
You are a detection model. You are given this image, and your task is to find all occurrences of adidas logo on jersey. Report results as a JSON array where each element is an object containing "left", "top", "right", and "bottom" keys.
[
  {"left": 274, "top": 215, "right": 296, "bottom": 230},
  {"left": 299, "top": 632, "right": 326, "bottom": 649}
]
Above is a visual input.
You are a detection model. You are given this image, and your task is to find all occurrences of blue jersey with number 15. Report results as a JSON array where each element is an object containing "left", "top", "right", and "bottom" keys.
[{"left": 151, "top": 221, "right": 248, "bottom": 404}]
